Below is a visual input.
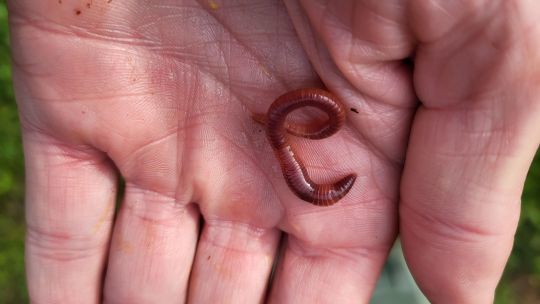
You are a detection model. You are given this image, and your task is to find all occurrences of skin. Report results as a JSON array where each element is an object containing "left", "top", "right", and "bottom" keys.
[{"left": 7, "top": 0, "right": 540, "bottom": 303}]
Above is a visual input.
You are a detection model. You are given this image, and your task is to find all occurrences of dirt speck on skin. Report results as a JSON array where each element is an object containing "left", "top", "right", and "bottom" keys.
[{"left": 350, "top": 108, "right": 359, "bottom": 114}]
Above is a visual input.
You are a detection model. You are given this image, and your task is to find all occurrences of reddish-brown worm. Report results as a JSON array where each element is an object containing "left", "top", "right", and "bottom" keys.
[{"left": 255, "top": 88, "right": 357, "bottom": 206}]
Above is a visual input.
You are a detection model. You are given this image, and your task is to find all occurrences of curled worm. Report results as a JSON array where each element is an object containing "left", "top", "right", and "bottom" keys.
[{"left": 256, "top": 88, "right": 357, "bottom": 206}]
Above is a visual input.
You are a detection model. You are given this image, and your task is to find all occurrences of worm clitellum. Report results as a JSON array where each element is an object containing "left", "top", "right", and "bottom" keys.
[{"left": 256, "top": 88, "right": 357, "bottom": 206}]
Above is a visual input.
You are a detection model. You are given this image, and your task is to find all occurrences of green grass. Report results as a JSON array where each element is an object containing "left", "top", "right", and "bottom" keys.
[
  {"left": 0, "top": 2, "right": 538, "bottom": 303},
  {"left": 496, "top": 151, "right": 540, "bottom": 303},
  {"left": 0, "top": 3, "right": 27, "bottom": 302}
]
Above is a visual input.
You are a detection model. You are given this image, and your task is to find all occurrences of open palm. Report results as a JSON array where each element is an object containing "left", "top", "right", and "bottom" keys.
[{"left": 9, "top": 1, "right": 540, "bottom": 303}]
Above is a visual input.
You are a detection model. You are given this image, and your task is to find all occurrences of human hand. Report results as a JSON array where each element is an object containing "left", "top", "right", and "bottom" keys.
[{"left": 8, "top": 0, "right": 540, "bottom": 303}]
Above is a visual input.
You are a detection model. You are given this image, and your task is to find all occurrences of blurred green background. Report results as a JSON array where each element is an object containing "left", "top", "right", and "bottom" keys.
[{"left": 0, "top": 2, "right": 538, "bottom": 303}]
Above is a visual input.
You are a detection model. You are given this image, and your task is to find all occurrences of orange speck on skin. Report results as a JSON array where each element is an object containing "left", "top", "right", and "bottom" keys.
[
  {"left": 260, "top": 64, "right": 272, "bottom": 78},
  {"left": 208, "top": 0, "right": 219, "bottom": 10},
  {"left": 92, "top": 203, "right": 113, "bottom": 234},
  {"left": 117, "top": 239, "right": 134, "bottom": 253}
]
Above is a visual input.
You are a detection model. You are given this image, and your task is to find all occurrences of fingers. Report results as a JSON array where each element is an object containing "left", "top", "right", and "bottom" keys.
[
  {"left": 268, "top": 236, "right": 388, "bottom": 303},
  {"left": 400, "top": 109, "right": 525, "bottom": 302},
  {"left": 188, "top": 221, "right": 279, "bottom": 303},
  {"left": 291, "top": 0, "right": 417, "bottom": 107},
  {"left": 286, "top": 0, "right": 417, "bottom": 166},
  {"left": 401, "top": 105, "right": 540, "bottom": 302},
  {"left": 23, "top": 134, "right": 117, "bottom": 303},
  {"left": 401, "top": 1, "right": 540, "bottom": 302},
  {"left": 103, "top": 184, "right": 199, "bottom": 303}
]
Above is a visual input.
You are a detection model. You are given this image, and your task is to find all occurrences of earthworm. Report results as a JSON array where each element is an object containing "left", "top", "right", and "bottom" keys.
[{"left": 256, "top": 88, "right": 357, "bottom": 206}]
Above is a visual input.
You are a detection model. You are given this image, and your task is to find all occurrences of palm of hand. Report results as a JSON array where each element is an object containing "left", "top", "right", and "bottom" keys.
[{"left": 9, "top": 1, "right": 540, "bottom": 303}]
